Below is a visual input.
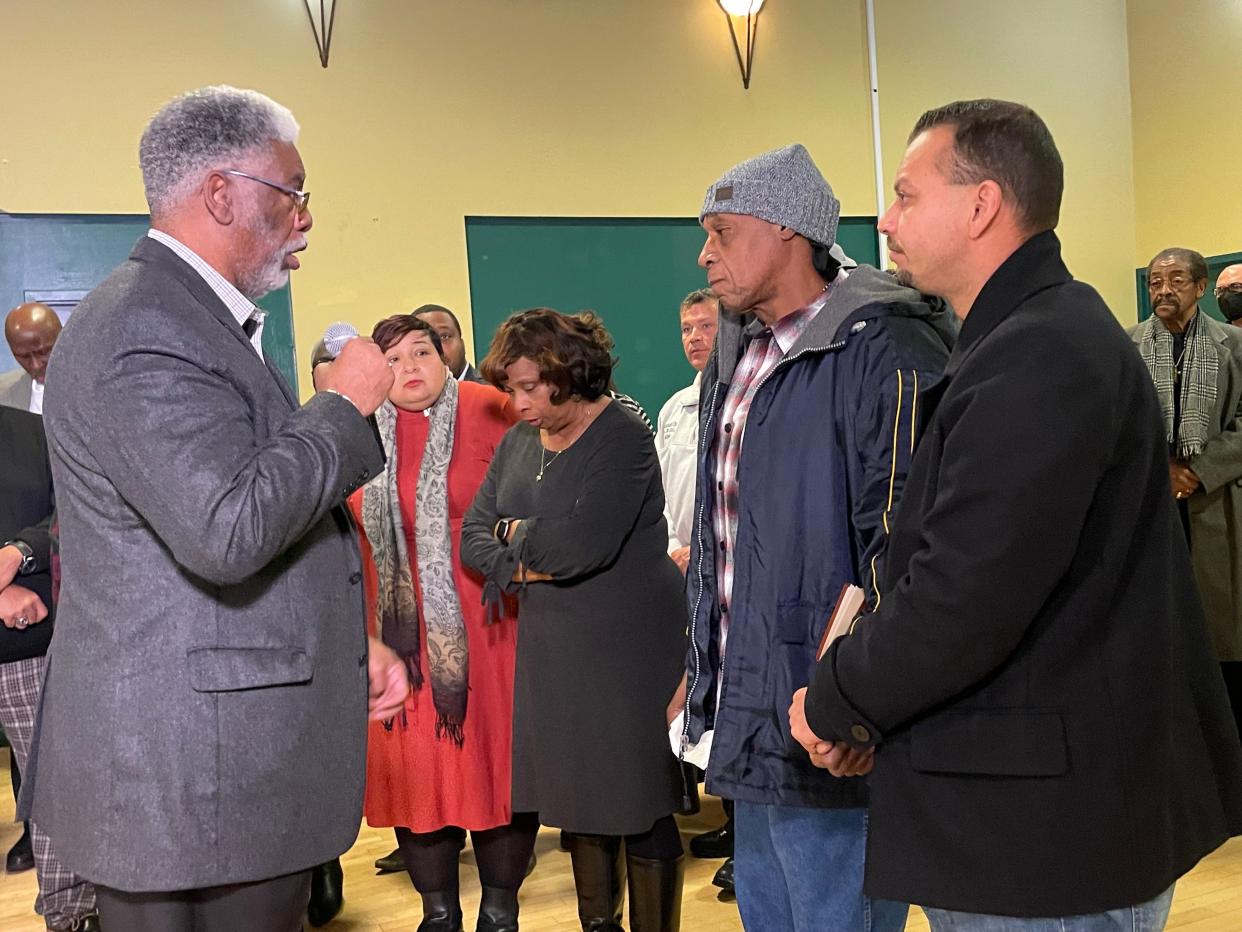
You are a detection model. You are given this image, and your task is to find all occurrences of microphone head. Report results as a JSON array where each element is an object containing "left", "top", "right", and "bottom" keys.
[{"left": 322, "top": 321, "right": 360, "bottom": 359}]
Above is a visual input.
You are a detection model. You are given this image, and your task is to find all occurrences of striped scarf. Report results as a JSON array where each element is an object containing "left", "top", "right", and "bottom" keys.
[{"left": 1137, "top": 313, "right": 1217, "bottom": 459}]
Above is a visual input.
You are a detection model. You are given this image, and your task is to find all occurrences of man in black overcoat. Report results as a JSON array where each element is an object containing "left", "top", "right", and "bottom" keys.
[{"left": 791, "top": 99, "right": 1242, "bottom": 929}]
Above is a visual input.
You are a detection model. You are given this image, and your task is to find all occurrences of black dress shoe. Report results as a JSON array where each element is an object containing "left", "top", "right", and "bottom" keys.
[
  {"left": 688, "top": 824, "right": 733, "bottom": 860},
  {"left": 307, "top": 858, "right": 344, "bottom": 927},
  {"left": 375, "top": 846, "right": 404, "bottom": 874},
  {"left": 6, "top": 824, "right": 33, "bottom": 873},
  {"left": 712, "top": 858, "right": 735, "bottom": 899}
]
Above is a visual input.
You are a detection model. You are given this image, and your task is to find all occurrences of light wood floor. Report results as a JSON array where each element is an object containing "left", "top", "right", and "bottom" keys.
[{"left": 0, "top": 750, "right": 1239, "bottom": 930}]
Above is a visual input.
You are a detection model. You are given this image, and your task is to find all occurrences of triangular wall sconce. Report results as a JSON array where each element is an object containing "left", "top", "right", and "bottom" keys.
[
  {"left": 717, "top": 0, "right": 766, "bottom": 90},
  {"left": 303, "top": 0, "right": 337, "bottom": 68}
]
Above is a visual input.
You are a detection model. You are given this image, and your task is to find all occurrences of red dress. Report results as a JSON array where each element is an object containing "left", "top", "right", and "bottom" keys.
[{"left": 350, "top": 382, "right": 517, "bottom": 832}]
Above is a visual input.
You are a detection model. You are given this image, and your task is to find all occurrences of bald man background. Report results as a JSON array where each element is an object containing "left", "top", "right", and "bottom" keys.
[
  {"left": 0, "top": 303, "right": 63, "bottom": 414},
  {"left": 1216, "top": 263, "right": 1242, "bottom": 328}
]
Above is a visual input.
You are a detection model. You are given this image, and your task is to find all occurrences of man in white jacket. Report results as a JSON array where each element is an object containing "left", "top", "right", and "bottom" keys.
[{"left": 656, "top": 288, "right": 719, "bottom": 571}]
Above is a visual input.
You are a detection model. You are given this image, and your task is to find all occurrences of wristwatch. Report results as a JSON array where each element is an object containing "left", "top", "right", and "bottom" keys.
[
  {"left": 494, "top": 518, "right": 514, "bottom": 544},
  {"left": 3, "top": 540, "right": 36, "bottom": 575}
]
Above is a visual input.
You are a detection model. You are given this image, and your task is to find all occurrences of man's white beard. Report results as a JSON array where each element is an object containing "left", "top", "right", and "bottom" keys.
[{"left": 236, "top": 244, "right": 289, "bottom": 301}]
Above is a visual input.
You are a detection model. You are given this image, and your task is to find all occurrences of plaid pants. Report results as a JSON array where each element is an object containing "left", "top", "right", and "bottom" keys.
[{"left": 0, "top": 654, "right": 96, "bottom": 930}]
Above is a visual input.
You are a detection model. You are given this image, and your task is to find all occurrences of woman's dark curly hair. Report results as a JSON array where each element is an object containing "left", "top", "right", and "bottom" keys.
[
  {"left": 370, "top": 313, "right": 445, "bottom": 358},
  {"left": 480, "top": 308, "right": 616, "bottom": 404}
]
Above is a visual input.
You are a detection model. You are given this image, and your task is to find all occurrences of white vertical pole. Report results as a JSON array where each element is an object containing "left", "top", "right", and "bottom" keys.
[{"left": 865, "top": 0, "right": 888, "bottom": 269}]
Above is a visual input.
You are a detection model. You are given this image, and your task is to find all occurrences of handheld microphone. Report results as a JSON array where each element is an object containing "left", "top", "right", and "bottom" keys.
[
  {"left": 322, "top": 321, "right": 360, "bottom": 359},
  {"left": 318, "top": 321, "right": 386, "bottom": 464}
]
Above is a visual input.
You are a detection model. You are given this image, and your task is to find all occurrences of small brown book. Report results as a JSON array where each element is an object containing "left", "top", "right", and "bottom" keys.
[{"left": 816, "top": 583, "right": 867, "bottom": 661}]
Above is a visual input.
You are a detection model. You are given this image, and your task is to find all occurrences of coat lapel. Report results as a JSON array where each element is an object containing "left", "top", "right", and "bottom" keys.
[{"left": 133, "top": 236, "right": 296, "bottom": 410}]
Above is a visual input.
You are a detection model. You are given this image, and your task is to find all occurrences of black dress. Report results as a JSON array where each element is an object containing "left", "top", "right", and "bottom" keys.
[{"left": 462, "top": 401, "right": 685, "bottom": 835}]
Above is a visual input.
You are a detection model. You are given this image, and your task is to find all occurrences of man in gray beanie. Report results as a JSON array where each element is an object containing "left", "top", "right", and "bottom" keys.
[{"left": 666, "top": 143, "right": 955, "bottom": 931}]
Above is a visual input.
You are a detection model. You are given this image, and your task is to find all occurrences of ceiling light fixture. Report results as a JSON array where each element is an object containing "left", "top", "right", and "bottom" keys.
[{"left": 717, "top": 0, "right": 766, "bottom": 90}]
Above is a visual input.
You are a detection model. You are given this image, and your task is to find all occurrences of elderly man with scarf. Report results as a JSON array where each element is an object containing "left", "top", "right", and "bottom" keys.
[{"left": 1132, "top": 246, "right": 1242, "bottom": 734}]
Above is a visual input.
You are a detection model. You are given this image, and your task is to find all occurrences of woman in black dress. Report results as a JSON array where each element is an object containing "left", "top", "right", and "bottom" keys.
[{"left": 462, "top": 309, "right": 686, "bottom": 932}]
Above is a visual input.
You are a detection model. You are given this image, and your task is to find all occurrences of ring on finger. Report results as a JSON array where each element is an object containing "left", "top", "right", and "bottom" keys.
[{"left": 14, "top": 616, "right": 29, "bottom": 629}]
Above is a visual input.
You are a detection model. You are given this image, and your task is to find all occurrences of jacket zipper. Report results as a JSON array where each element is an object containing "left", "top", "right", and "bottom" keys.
[
  {"left": 681, "top": 338, "right": 848, "bottom": 759},
  {"left": 682, "top": 381, "right": 723, "bottom": 759}
]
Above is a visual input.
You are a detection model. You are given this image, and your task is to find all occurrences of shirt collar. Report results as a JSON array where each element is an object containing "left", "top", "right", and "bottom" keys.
[
  {"left": 146, "top": 229, "right": 264, "bottom": 352},
  {"left": 769, "top": 281, "right": 836, "bottom": 355}
]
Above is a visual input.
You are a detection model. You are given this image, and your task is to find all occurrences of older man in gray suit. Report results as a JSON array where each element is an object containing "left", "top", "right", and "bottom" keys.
[
  {"left": 0, "top": 303, "right": 62, "bottom": 414},
  {"left": 22, "top": 86, "right": 408, "bottom": 932}
]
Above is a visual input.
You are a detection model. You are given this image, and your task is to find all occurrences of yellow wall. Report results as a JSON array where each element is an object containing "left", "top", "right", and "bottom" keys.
[
  {"left": 3, "top": 0, "right": 1146, "bottom": 389},
  {"left": 1, "top": 0, "right": 874, "bottom": 394},
  {"left": 875, "top": 0, "right": 1138, "bottom": 321},
  {"left": 1128, "top": 0, "right": 1242, "bottom": 269}
]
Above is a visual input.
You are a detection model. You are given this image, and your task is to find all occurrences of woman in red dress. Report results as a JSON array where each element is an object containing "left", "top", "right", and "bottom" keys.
[{"left": 349, "top": 314, "right": 531, "bottom": 932}]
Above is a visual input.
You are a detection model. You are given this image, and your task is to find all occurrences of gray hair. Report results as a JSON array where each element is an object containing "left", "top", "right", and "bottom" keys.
[
  {"left": 139, "top": 85, "right": 300, "bottom": 216},
  {"left": 1148, "top": 247, "right": 1208, "bottom": 284}
]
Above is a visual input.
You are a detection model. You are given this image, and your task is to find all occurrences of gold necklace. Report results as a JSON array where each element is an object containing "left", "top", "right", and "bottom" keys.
[
  {"left": 536, "top": 446, "right": 563, "bottom": 482},
  {"left": 535, "top": 400, "right": 594, "bottom": 481}
]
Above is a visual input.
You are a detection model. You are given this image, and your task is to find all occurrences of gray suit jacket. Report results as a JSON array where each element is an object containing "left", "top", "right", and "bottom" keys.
[
  {"left": 0, "top": 368, "right": 33, "bottom": 412},
  {"left": 23, "top": 237, "right": 384, "bottom": 892}
]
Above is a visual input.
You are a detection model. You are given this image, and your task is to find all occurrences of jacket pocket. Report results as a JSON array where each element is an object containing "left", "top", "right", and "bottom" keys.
[
  {"left": 187, "top": 646, "right": 313, "bottom": 692},
  {"left": 910, "top": 710, "right": 1068, "bottom": 777},
  {"left": 773, "top": 600, "right": 830, "bottom": 645}
]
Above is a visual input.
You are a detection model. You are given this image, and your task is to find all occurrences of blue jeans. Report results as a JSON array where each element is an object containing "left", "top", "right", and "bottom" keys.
[
  {"left": 734, "top": 801, "right": 908, "bottom": 932},
  {"left": 923, "top": 885, "right": 1175, "bottom": 931}
]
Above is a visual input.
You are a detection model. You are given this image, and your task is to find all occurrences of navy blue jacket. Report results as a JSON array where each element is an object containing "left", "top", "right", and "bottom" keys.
[{"left": 682, "top": 266, "right": 954, "bottom": 809}]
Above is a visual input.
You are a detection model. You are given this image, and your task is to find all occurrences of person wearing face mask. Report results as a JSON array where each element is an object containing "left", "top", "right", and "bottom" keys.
[
  {"left": 0, "top": 303, "right": 62, "bottom": 414},
  {"left": 1132, "top": 248, "right": 1242, "bottom": 740},
  {"left": 462, "top": 309, "right": 688, "bottom": 932},
  {"left": 1215, "top": 264, "right": 1242, "bottom": 328},
  {"left": 350, "top": 314, "right": 532, "bottom": 932}
]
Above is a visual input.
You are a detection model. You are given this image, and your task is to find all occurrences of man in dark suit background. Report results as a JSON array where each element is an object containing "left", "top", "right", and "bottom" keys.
[
  {"left": 24, "top": 85, "right": 408, "bottom": 931},
  {"left": 790, "top": 99, "right": 1242, "bottom": 929},
  {"left": 413, "top": 303, "right": 487, "bottom": 384},
  {"left": 0, "top": 407, "right": 98, "bottom": 930},
  {"left": 0, "top": 303, "right": 62, "bottom": 414}
]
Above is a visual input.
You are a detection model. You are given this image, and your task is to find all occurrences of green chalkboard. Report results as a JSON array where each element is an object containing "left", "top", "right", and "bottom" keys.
[
  {"left": 0, "top": 213, "right": 298, "bottom": 393},
  {"left": 465, "top": 216, "right": 880, "bottom": 420}
]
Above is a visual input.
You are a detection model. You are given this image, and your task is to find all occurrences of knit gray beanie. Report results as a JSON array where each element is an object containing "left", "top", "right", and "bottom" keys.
[{"left": 700, "top": 143, "right": 840, "bottom": 247}]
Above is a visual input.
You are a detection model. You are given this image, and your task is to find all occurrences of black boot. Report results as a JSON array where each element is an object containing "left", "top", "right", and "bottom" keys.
[
  {"left": 307, "top": 858, "right": 344, "bottom": 927},
  {"left": 476, "top": 885, "right": 519, "bottom": 932},
  {"left": 625, "top": 854, "right": 684, "bottom": 932},
  {"left": 567, "top": 833, "right": 625, "bottom": 932},
  {"left": 417, "top": 889, "right": 464, "bottom": 932}
]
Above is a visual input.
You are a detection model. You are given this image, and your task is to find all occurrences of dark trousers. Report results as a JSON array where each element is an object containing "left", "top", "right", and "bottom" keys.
[{"left": 95, "top": 869, "right": 311, "bottom": 932}]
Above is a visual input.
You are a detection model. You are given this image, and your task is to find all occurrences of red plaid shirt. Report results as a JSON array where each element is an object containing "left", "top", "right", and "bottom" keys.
[{"left": 712, "top": 282, "right": 838, "bottom": 662}]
